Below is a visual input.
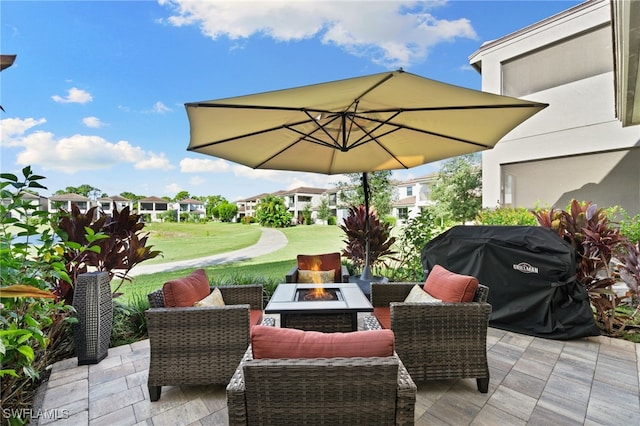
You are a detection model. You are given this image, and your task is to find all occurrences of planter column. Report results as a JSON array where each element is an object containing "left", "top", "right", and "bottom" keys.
[{"left": 72, "top": 271, "right": 112, "bottom": 365}]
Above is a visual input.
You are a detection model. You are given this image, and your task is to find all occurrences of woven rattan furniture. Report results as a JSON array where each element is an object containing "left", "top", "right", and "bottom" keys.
[
  {"left": 146, "top": 284, "right": 264, "bottom": 401},
  {"left": 285, "top": 252, "right": 350, "bottom": 283},
  {"left": 226, "top": 346, "right": 416, "bottom": 426},
  {"left": 72, "top": 272, "right": 113, "bottom": 365},
  {"left": 367, "top": 282, "right": 492, "bottom": 393}
]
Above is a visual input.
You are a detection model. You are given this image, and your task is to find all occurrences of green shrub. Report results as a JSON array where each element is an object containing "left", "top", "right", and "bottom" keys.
[
  {"left": 110, "top": 294, "right": 149, "bottom": 347},
  {"left": 383, "top": 215, "right": 397, "bottom": 227},
  {"left": 327, "top": 216, "right": 337, "bottom": 225},
  {"left": 476, "top": 207, "right": 537, "bottom": 225},
  {"left": 388, "top": 209, "right": 437, "bottom": 281},
  {"left": 0, "top": 167, "right": 77, "bottom": 424}
]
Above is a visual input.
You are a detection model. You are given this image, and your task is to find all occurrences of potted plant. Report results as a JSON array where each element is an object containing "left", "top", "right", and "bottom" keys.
[{"left": 339, "top": 205, "right": 396, "bottom": 295}]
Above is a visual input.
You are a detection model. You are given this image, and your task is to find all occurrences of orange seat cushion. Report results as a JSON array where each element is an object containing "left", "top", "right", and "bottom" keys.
[
  {"left": 251, "top": 325, "right": 394, "bottom": 359},
  {"left": 250, "top": 310, "right": 263, "bottom": 329},
  {"left": 373, "top": 307, "right": 391, "bottom": 329},
  {"left": 297, "top": 253, "right": 342, "bottom": 282},
  {"left": 423, "top": 264, "right": 479, "bottom": 303},
  {"left": 162, "top": 269, "right": 210, "bottom": 307}
]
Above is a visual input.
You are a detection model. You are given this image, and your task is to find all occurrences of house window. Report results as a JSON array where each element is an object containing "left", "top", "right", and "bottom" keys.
[
  {"left": 156, "top": 203, "right": 168, "bottom": 211},
  {"left": 101, "top": 202, "right": 110, "bottom": 210},
  {"left": 406, "top": 186, "right": 413, "bottom": 196},
  {"left": 398, "top": 207, "right": 409, "bottom": 219}
]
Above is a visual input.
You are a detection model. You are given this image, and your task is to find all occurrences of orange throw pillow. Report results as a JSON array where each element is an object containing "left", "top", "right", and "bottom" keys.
[
  {"left": 423, "top": 264, "right": 479, "bottom": 303},
  {"left": 162, "top": 269, "right": 210, "bottom": 307},
  {"left": 251, "top": 325, "right": 394, "bottom": 359}
]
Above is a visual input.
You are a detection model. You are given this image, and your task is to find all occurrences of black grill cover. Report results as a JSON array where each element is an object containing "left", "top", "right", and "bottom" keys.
[{"left": 421, "top": 225, "right": 599, "bottom": 340}]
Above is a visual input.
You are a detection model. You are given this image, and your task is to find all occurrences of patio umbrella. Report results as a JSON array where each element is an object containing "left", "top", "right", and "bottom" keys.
[{"left": 185, "top": 69, "right": 547, "bottom": 280}]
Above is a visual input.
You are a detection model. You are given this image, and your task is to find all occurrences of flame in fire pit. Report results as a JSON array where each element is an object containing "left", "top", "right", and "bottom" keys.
[
  {"left": 307, "top": 258, "right": 329, "bottom": 299},
  {"left": 308, "top": 286, "right": 331, "bottom": 300}
]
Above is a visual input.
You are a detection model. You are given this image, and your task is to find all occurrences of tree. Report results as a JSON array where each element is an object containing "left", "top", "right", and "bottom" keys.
[
  {"left": 255, "top": 195, "right": 292, "bottom": 228},
  {"left": 204, "top": 195, "right": 226, "bottom": 219},
  {"left": 431, "top": 154, "right": 482, "bottom": 224},
  {"left": 173, "top": 191, "right": 190, "bottom": 202},
  {"left": 317, "top": 197, "right": 332, "bottom": 224},
  {"left": 217, "top": 201, "right": 238, "bottom": 222},
  {"left": 336, "top": 171, "right": 394, "bottom": 217},
  {"left": 120, "top": 191, "right": 143, "bottom": 202},
  {"left": 54, "top": 184, "right": 101, "bottom": 199}
]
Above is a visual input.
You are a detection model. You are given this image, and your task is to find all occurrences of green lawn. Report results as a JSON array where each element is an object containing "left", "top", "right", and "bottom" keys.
[
  {"left": 141, "top": 222, "right": 262, "bottom": 264},
  {"left": 116, "top": 223, "right": 346, "bottom": 303}
]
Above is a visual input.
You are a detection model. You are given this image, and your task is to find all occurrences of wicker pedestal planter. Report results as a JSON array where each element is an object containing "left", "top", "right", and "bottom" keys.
[{"left": 72, "top": 272, "right": 113, "bottom": 365}]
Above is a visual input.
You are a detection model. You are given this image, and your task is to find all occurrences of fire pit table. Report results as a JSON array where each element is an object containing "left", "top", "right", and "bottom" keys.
[{"left": 265, "top": 283, "right": 373, "bottom": 332}]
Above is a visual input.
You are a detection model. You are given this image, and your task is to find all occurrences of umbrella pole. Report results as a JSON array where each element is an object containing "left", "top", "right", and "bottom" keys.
[{"left": 360, "top": 172, "right": 373, "bottom": 281}]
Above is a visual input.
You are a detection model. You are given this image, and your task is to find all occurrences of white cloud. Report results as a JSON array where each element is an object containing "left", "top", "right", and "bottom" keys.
[
  {"left": 179, "top": 156, "right": 341, "bottom": 188},
  {"left": 180, "top": 157, "right": 232, "bottom": 173},
  {"left": 82, "top": 116, "right": 105, "bottom": 128},
  {"left": 150, "top": 101, "right": 172, "bottom": 114},
  {"left": 51, "top": 87, "right": 93, "bottom": 104},
  {"left": 5, "top": 117, "right": 171, "bottom": 173},
  {"left": 1, "top": 117, "right": 46, "bottom": 146},
  {"left": 161, "top": 0, "right": 476, "bottom": 68},
  {"left": 189, "top": 176, "right": 206, "bottom": 186},
  {"left": 165, "top": 183, "right": 182, "bottom": 194},
  {"left": 135, "top": 152, "right": 174, "bottom": 170}
]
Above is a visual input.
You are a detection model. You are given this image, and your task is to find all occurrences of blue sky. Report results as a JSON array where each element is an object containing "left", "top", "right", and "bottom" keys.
[{"left": 1, "top": 0, "right": 582, "bottom": 201}]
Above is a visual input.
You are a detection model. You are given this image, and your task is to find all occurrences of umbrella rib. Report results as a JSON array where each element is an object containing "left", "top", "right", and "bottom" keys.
[
  {"left": 356, "top": 114, "right": 495, "bottom": 149},
  {"left": 187, "top": 116, "right": 327, "bottom": 150}
]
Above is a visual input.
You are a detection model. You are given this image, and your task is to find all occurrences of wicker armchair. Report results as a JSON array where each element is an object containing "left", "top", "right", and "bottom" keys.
[
  {"left": 226, "top": 346, "right": 417, "bottom": 426},
  {"left": 285, "top": 252, "right": 350, "bottom": 283},
  {"left": 368, "top": 282, "right": 492, "bottom": 393},
  {"left": 145, "top": 284, "right": 264, "bottom": 401}
]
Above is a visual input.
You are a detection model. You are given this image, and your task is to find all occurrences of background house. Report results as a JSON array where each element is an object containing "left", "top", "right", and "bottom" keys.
[
  {"left": 176, "top": 198, "right": 206, "bottom": 221},
  {"left": 470, "top": 0, "right": 639, "bottom": 216},
  {"left": 392, "top": 174, "right": 437, "bottom": 223},
  {"left": 1, "top": 192, "right": 48, "bottom": 219},
  {"left": 97, "top": 195, "right": 133, "bottom": 217},
  {"left": 278, "top": 187, "right": 327, "bottom": 224},
  {"left": 137, "top": 196, "right": 169, "bottom": 222},
  {"left": 48, "top": 193, "right": 91, "bottom": 213}
]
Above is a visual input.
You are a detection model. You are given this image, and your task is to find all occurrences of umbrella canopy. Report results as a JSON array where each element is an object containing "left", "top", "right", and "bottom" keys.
[
  {"left": 185, "top": 69, "right": 547, "bottom": 278},
  {"left": 186, "top": 69, "right": 547, "bottom": 174}
]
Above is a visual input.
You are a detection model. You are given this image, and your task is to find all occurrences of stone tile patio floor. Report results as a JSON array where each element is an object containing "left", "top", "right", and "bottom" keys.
[{"left": 36, "top": 326, "right": 640, "bottom": 426}]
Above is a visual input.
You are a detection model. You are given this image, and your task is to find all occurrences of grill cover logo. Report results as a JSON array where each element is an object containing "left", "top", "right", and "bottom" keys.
[{"left": 513, "top": 262, "right": 539, "bottom": 274}]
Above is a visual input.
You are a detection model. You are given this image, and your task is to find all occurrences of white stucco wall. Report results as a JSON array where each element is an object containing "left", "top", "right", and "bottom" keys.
[{"left": 472, "top": 0, "right": 640, "bottom": 211}]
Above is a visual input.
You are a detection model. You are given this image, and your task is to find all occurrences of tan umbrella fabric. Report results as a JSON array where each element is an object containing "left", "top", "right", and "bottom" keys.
[
  {"left": 185, "top": 69, "right": 547, "bottom": 280},
  {"left": 185, "top": 69, "right": 547, "bottom": 175}
]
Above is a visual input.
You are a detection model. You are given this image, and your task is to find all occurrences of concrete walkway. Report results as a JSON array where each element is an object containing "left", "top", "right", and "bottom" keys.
[
  {"left": 128, "top": 227, "right": 288, "bottom": 276},
  {"left": 36, "top": 322, "right": 640, "bottom": 425}
]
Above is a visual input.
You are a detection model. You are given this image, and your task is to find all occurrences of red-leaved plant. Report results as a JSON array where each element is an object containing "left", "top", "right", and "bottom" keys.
[
  {"left": 533, "top": 200, "right": 634, "bottom": 335},
  {"left": 54, "top": 203, "right": 161, "bottom": 303},
  {"left": 339, "top": 205, "right": 396, "bottom": 274},
  {"left": 619, "top": 241, "right": 640, "bottom": 304}
]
